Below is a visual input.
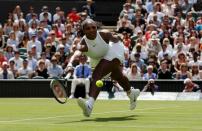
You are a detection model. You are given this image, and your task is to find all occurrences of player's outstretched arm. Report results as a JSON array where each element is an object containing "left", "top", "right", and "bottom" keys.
[{"left": 77, "top": 38, "right": 88, "bottom": 52}]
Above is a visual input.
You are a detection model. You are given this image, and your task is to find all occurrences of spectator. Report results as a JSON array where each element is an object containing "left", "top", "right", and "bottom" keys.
[
  {"left": 35, "top": 59, "right": 49, "bottom": 79},
  {"left": 47, "top": 56, "right": 63, "bottom": 78},
  {"left": 53, "top": 6, "right": 61, "bottom": 23},
  {"left": 39, "top": 6, "right": 52, "bottom": 22},
  {"left": 67, "top": 8, "right": 81, "bottom": 23},
  {"left": 3, "top": 19, "right": 13, "bottom": 36},
  {"left": 7, "top": 31, "right": 19, "bottom": 51},
  {"left": 183, "top": 78, "right": 201, "bottom": 92},
  {"left": 0, "top": 61, "right": 14, "bottom": 79},
  {"left": 190, "top": 64, "right": 202, "bottom": 80},
  {"left": 8, "top": 60, "right": 17, "bottom": 78},
  {"left": 175, "top": 63, "right": 192, "bottom": 80},
  {"left": 158, "top": 60, "right": 173, "bottom": 79},
  {"left": 82, "top": 0, "right": 96, "bottom": 19},
  {"left": 17, "top": 59, "right": 33, "bottom": 79},
  {"left": 69, "top": 54, "right": 92, "bottom": 98},
  {"left": 126, "top": 63, "right": 142, "bottom": 80},
  {"left": 27, "top": 32, "right": 42, "bottom": 55},
  {"left": 143, "top": 65, "right": 157, "bottom": 80},
  {"left": 4, "top": 45, "right": 14, "bottom": 60},
  {"left": 9, "top": 50, "right": 23, "bottom": 69},
  {"left": 0, "top": 49, "right": 7, "bottom": 68}
]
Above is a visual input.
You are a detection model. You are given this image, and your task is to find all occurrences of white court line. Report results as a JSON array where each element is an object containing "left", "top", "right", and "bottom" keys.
[
  {"left": 1, "top": 118, "right": 202, "bottom": 130},
  {"left": 0, "top": 106, "right": 181, "bottom": 123}
]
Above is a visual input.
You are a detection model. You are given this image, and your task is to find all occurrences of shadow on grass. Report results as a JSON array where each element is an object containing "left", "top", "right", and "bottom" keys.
[{"left": 58, "top": 115, "right": 139, "bottom": 124}]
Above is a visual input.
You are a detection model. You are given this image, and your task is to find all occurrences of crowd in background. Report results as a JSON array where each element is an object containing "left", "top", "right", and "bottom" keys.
[{"left": 0, "top": 0, "right": 202, "bottom": 81}]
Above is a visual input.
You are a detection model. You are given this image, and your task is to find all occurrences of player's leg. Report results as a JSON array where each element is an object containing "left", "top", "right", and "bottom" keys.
[
  {"left": 110, "top": 59, "right": 140, "bottom": 110},
  {"left": 77, "top": 59, "right": 113, "bottom": 117}
]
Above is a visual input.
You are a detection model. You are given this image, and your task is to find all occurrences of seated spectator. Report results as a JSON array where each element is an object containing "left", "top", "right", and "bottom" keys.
[
  {"left": 174, "top": 52, "right": 188, "bottom": 72},
  {"left": 0, "top": 61, "right": 14, "bottom": 79},
  {"left": 17, "top": 59, "right": 34, "bottom": 79},
  {"left": 147, "top": 34, "right": 162, "bottom": 56},
  {"left": 47, "top": 56, "right": 63, "bottom": 78},
  {"left": 183, "top": 78, "right": 201, "bottom": 92},
  {"left": 188, "top": 51, "right": 202, "bottom": 69},
  {"left": 142, "top": 79, "right": 158, "bottom": 95},
  {"left": 35, "top": 59, "right": 49, "bottom": 79},
  {"left": 8, "top": 60, "right": 17, "bottom": 78},
  {"left": 190, "top": 64, "right": 202, "bottom": 80},
  {"left": 130, "top": 52, "right": 145, "bottom": 70},
  {"left": 0, "top": 49, "right": 8, "bottom": 68},
  {"left": 69, "top": 54, "right": 92, "bottom": 98},
  {"left": 175, "top": 63, "right": 192, "bottom": 80},
  {"left": 157, "top": 38, "right": 172, "bottom": 62},
  {"left": 158, "top": 60, "right": 173, "bottom": 79},
  {"left": 143, "top": 65, "right": 157, "bottom": 80},
  {"left": 126, "top": 63, "right": 142, "bottom": 80}
]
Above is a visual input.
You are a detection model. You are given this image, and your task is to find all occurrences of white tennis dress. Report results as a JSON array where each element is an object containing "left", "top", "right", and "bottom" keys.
[{"left": 83, "top": 31, "right": 124, "bottom": 68}]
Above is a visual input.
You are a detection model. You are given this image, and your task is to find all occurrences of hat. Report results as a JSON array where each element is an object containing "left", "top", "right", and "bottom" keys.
[
  {"left": 46, "top": 43, "right": 52, "bottom": 47},
  {"left": 31, "top": 44, "right": 36, "bottom": 48},
  {"left": 150, "top": 34, "right": 159, "bottom": 41},
  {"left": 58, "top": 44, "right": 64, "bottom": 49},
  {"left": 184, "top": 78, "right": 191, "bottom": 84},
  {"left": 42, "top": 6, "right": 48, "bottom": 11},
  {"left": 148, "top": 79, "right": 154, "bottom": 83},
  {"left": 2, "top": 61, "right": 8, "bottom": 66}
]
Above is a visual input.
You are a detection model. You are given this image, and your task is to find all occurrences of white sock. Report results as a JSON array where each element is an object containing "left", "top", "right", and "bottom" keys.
[{"left": 87, "top": 97, "right": 95, "bottom": 108}]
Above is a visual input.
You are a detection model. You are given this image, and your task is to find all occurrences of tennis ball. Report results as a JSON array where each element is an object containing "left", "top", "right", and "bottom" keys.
[{"left": 96, "top": 80, "right": 104, "bottom": 88}]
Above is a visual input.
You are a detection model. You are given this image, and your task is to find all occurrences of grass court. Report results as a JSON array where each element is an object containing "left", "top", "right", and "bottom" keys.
[{"left": 0, "top": 98, "right": 201, "bottom": 131}]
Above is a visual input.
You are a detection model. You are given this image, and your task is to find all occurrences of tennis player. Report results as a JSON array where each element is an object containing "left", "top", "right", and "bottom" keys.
[{"left": 76, "top": 19, "right": 140, "bottom": 117}]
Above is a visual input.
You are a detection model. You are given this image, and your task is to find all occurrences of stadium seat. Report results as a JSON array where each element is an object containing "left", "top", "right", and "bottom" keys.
[
  {"left": 48, "top": 76, "right": 60, "bottom": 79},
  {"left": 16, "top": 75, "right": 29, "bottom": 79},
  {"left": 20, "top": 54, "right": 27, "bottom": 59},
  {"left": 32, "top": 76, "right": 45, "bottom": 79},
  {"left": 19, "top": 48, "right": 27, "bottom": 55}
]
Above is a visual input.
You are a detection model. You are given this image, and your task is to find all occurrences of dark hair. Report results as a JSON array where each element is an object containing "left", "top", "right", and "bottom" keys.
[{"left": 81, "top": 18, "right": 97, "bottom": 30}]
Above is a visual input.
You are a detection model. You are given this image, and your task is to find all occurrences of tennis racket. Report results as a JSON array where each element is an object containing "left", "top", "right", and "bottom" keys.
[{"left": 50, "top": 79, "right": 68, "bottom": 104}]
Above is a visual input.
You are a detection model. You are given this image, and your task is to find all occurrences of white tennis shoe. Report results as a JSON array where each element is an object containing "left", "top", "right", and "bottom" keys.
[
  {"left": 77, "top": 97, "right": 92, "bottom": 117},
  {"left": 128, "top": 88, "right": 140, "bottom": 110}
]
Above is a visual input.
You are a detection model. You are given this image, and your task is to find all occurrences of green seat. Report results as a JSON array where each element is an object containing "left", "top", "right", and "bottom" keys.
[
  {"left": 19, "top": 48, "right": 27, "bottom": 55},
  {"left": 32, "top": 76, "right": 45, "bottom": 79},
  {"left": 48, "top": 76, "right": 60, "bottom": 79},
  {"left": 20, "top": 54, "right": 27, "bottom": 60},
  {"left": 16, "top": 75, "right": 29, "bottom": 79}
]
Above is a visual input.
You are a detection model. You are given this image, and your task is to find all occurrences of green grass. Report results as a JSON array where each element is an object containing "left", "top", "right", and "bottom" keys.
[{"left": 0, "top": 99, "right": 201, "bottom": 131}]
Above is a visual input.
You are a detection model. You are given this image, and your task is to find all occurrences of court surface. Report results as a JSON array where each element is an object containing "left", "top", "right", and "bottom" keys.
[{"left": 0, "top": 98, "right": 201, "bottom": 131}]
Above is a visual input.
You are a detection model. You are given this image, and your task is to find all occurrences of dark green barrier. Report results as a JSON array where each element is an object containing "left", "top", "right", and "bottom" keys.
[{"left": 0, "top": 80, "right": 201, "bottom": 97}]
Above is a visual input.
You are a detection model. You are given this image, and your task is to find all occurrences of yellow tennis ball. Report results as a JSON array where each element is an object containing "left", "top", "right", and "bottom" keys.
[{"left": 96, "top": 80, "right": 103, "bottom": 88}]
